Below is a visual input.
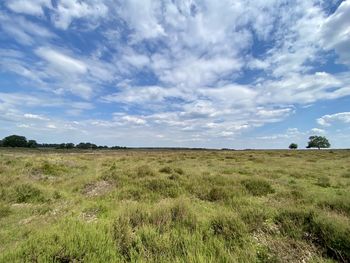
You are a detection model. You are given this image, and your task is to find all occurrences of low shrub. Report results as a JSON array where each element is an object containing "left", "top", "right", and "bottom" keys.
[
  {"left": 13, "top": 184, "right": 45, "bottom": 203},
  {"left": 242, "top": 179, "right": 275, "bottom": 196}
]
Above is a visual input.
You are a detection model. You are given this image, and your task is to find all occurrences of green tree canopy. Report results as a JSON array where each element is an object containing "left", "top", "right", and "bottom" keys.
[
  {"left": 306, "top": 136, "right": 330, "bottom": 149},
  {"left": 2, "top": 135, "right": 28, "bottom": 147},
  {"left": 289, "top": 143, "right": 298, "bottom": 149}
]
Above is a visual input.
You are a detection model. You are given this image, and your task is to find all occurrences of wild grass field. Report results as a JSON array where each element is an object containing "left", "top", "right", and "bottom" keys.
[{"left": 0, "top": 149, "right": 349, "bottom": 262}]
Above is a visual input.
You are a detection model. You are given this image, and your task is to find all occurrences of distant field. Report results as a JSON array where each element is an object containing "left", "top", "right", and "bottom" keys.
[{"left": 0, "top": 149, "right": 349, "bottom": 262}]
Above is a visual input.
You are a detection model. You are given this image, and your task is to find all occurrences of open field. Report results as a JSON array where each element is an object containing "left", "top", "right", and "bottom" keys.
[{"left": 0, "top": 149, "right": 349, "bottom": 262}]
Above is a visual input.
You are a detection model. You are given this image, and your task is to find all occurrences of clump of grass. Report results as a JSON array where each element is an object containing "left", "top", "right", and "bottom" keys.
[
  {"left": 159, "top": 166, "right": 172, "bottom": 174},
  {"left": 13, "top": 184, "right": 45, "bottom": 203},
  {"left": 4, "top": 219, "right": 118, "bottom": 262},
  {"left": 0, "top": 203, "right": 11, "bottom": 218},
  {"left": 316, "top": 176, "right": 331, "bottom": 188},
  {"left": 174, "top": 167, "right": 184, "bottom": 175},
  {"left": 136, "top": 165, "right": 155, "bottom": 177},
  {"left": 31, "top": 161, "right": 68, "bottom": 176},
  {"left": 146, "top": 178, "right": 180, "bottom": 198},
  {"left": 275, "top": 208, "right": 350, "bottom": 261},
  {"left": 205, "top": 187, "right": 229, "bottom": 202},
  {"left": 210, "top": 212, "right": 247, "bottom": 245},
  {"left": 242, "top": 178, "right": 275, "bottom": 196},
  {"left": 318, "top": 197, "right": 350, "bottom": 216},
  {"left": 275, "top": 209, "right": 314, "bottom": 239},
  {"left": 112, "top": 215, "right": 135, "bottom": 259}
]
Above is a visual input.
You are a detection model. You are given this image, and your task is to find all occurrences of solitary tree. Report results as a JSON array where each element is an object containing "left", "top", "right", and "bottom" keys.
[
  {"left": 2, "top": 135, "right": 28, "bottom": 147},
  {"left": 289, "top": 143, "right": 298, "bottom": 149},
  {"left": 306, "top": 136, "right": 330, "bottom": 149}
]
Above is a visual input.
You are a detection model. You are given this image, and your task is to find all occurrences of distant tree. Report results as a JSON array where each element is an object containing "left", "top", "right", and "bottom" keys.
[
  {"left": 289, "top": 143, "right": 298, "bottom": 149},
  {"left": 306, "top": 136, "right": 330, "bottom": 149},
  {"left": 0, "top": 140, "right": 3, "bottom": 147},
  {"left": 66, "top": 143, "right": 75, "bottom": 149},
  {"left": 27, "top": 140, "right": 38, "bottom": 148},
  {"left": 76, "top": 142, "right": 97, "bottom": 149},
  {"left": 2, "top": 135, "right": 28, "bottom": 147}
]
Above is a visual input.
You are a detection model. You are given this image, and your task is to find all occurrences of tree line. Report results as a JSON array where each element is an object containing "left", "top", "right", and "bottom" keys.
[{"left": 0, "top": 135, "right": 127, "bottom": 150}]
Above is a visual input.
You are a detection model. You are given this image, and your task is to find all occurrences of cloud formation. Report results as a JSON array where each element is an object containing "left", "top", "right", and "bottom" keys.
[{"left": 0, "top": 0, "right": 350, "bottom": 148}]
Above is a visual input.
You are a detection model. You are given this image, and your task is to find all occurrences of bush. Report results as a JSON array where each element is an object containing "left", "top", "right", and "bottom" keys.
[
  {"left": 13, "top": 184, "right": 44, "bottom": 203},
  {"left": 242, "top": 179, "right": 275, "bottom": 196}
]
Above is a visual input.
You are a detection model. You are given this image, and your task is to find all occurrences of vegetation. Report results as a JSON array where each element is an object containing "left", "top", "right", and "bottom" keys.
[
  {"left": 289, "top": 143, "right": 298, "bottom": 149},
  {"left": 307, "top": 136, "right": 331, "bottom": 149},
  {"left": 0, "top": 148, "right": 349, "bottom": 262}
]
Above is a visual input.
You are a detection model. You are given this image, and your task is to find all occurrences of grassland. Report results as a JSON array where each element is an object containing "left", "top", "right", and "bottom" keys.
[{"left": 0, "top": 148, "right": 349, "bottom": 262}]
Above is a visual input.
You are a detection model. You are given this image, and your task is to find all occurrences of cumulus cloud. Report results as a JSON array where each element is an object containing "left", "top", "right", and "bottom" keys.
[{"left": 317, "top": 112, "right": 350, "bottom": 126}]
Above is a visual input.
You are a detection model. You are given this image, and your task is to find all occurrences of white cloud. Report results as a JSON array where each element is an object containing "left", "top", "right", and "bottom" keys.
[
  {"left": 6, "top": 0, "right": 51, "bottom": 16},
  {"left": 311, "top": 128, "right": 326, "bottom": 134},
  {"left": 24, "top": 113, "right": 48, "bottom": 121},
  {"left": 35, "top": 47, "right": 87, "bottom": 74},
  {"left": 118, "top": 0, "right": 165, "bottom": 40},
  {"left": 317, "top": 112, "right": 350, "bottom": 126},
  {"left": 52, "top": 0, "right": 108, "bottom": 30},
  {"left": 321, "top": 0, "right": 350, "bottom": 65},
  {"left": 120, "top": 115, "right": 147, "bottom": 125}
]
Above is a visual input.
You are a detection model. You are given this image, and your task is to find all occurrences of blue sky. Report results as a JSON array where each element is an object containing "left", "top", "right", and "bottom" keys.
[{"left": 0, "top": 0, "right": 350, "bottom": 148}]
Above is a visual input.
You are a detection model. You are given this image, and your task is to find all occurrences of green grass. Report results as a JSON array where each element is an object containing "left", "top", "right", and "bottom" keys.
[{"left": 0, "top": 148, "right": 349, "bottom": 262}]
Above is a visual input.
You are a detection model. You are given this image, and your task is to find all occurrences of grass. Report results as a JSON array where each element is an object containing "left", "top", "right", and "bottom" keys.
[{"left": 0, "top": 148, "right": 349, "bottom": 262}]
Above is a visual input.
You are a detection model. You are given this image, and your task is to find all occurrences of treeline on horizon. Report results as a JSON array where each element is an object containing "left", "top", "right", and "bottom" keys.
[{"left": 0, "top": 135, "right": 126, "bottom": 150}]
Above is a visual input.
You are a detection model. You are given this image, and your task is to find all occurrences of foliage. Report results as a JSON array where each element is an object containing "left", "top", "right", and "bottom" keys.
[
  {"left": 306, "top": 136, "right": 330, "bottom": 149},
  {"left": 2, "top": 135, "right": 28, "bottom": 147},
  {"left": 289, "top": 143, "right": 298, "bottom": 149}
]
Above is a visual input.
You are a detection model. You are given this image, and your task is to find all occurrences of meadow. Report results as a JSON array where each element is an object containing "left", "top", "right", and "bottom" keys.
[{"left": 0, "top": 148, "right": 349, "bottom": 262}]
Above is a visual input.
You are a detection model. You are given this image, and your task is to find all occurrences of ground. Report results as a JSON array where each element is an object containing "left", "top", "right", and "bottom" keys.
[{"left": 0, "top": 149, "right": 349, "bottom": 262}]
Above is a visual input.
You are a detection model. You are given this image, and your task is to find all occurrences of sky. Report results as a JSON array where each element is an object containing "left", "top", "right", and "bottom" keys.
[{"left": 0, "top": 0, "right": 350, "bottom": 149}]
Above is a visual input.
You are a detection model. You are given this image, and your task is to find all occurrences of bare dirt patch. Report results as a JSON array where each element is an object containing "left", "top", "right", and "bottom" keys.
[{"left": 82, "top": 180, "right": 113, "bottom": 197}]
